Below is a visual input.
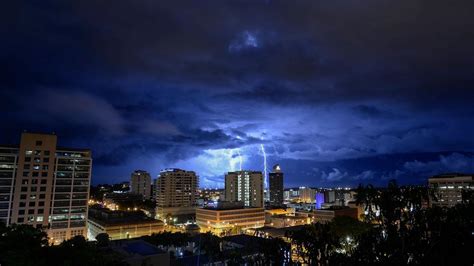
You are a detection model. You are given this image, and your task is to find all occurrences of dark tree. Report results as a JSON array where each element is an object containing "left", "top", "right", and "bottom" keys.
[{"left": 96, "top": 233, "right": 111, "bottom": 247}]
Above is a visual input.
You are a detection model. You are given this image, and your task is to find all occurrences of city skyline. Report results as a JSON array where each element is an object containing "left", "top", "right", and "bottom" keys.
[{"left": 2, "top": 1, "right": 474, "bottom": 188}]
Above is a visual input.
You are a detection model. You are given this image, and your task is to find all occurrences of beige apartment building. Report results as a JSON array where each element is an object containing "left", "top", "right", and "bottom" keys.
[
  {"left": 299, "top": 187, "right": 316, "bottom": 203},
  {"left": 0, "top": 132, "right": 91, "bottom": 244},
  {"left": 155, "top": 168, "right": 198, "bottom": 218},
  {"left": 225, "top": 170, "right": 263, "bottom": 208}
]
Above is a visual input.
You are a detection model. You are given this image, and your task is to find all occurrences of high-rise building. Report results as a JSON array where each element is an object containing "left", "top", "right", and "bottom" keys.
[
  {"left": 225, "top": 170, "right": 263, "bottom": 208},
  {"left": 0, "top": 132, "right": 91, "bottom": 243},
  {"left": 155, "top": 169, "right": 198, "bottom": 217},
  {"left": 0, "top": 146, "right": 16, "bottom": 225},
  {"left": 269, "top": 164, "right": 284, "bottom": 207},
  {"left": 130, "top": 170, "right": 151, "bottom": 199},
  {"left": 429, "top": 174, "right": 473, "bottom": 208}
]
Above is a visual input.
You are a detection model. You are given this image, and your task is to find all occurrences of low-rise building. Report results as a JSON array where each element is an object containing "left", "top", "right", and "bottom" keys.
[
  {"left": 88, "top": 207, "right": 164, "bottom": 240},
  {"left": 312, "top": 206, "right": 358, "bottom": 223},
  {"left": 429, "top": 173, "right": 473, "bottom": 208},
  {"left": 347, "top": 201, "right": 364, "bottom": 220},
  {"left": 265, "top": 208, "right": 295, "bottom": 220},
  {"left": 103, "top": 192, "right": 144, "bottom": 210},
  {"left": 254, "top": 225, "right": 307, "bottom": 240},
  {"left": 266, "top": 214, "right": 310, "bottom": 228},
  {"left": 196, "top": 202, "right": 265, "bottom": 236},
  {"left": 111, "top": 239, "right": 170, "bottom": 266}
]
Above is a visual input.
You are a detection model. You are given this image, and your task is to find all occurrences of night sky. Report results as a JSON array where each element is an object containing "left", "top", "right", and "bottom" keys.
[{"left": 2, "top": 1, "right": 474, "bottom": 187}]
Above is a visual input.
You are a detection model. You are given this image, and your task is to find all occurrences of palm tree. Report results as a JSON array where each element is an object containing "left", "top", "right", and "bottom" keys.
[{"left": 355, "top": 183, "right": 379, "bottom": 222}]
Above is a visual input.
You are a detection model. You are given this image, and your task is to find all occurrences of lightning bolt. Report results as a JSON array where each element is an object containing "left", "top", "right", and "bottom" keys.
[
  {"left": 236, "top": 149, "right": 243, "bottom": 171},
  {"left": 260, "top": 144, "right": 268, "bottom": 192}
]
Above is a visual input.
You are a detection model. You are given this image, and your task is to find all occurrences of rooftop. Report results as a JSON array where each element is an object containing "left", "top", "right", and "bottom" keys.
[
  {"left": 222, "top": 234, "right": 265, "bottom": 247},
  {"left": 160, "top": 168, "right": 195, "bottom": 174},
  {"left": 123, "top": 241, "right": 162, "bottom": 256},
  {"left": 255, "top": 225, "right": 307, "bottom": 238},
  {"left": 430, "top": 173, "right": 474, "bottom": 179},
  {"left": 111, "top": 239, "right": 166, "bottom": 256},
  {"left": 88, "top": 207, "right": 163, "bottom": 226}
]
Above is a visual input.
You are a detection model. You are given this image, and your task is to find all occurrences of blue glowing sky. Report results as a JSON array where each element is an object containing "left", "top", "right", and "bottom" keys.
[{"left": 1, "top": 1, "right": 474, "bottom": 187}]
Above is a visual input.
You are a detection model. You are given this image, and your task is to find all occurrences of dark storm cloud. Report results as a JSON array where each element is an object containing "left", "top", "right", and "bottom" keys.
[{"left": 1, "top": 0, "right": 474, "bottom": 185}]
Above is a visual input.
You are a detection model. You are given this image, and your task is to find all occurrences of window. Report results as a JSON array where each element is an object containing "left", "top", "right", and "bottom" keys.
[
  {"left": 40, "top": 187, "right": 46, "bottom": 192},
  {"left": 19, "top": 202, "right": 26, "bottom": 207},
  {"left": 38, "top": 201, "right": 44, "bottom": 207},
  {"left": 21, "top": 187, "right": 27, "bottom": 192},
  {"left": 17, "top": 218, "right": 24, "bottom": 223},
  {"left": 31, "top": 179, "right": 38, "bottom": 184},
  {"left": 34, "top": 158, "right": 41, "bottom": 163},
  {"left": 34, "top": 150, "right": 41, "bottom": 156},
  {"left": 31, "top": 187, "right": 37, "bottom": 192},
  {"left": 22, "top": 180, "right": 28, "bottom": 185},
  {"left": 36, "top": 141, "right": 43, "bottom": 146},
  {"left": 25, "top": 157, "right": 31, "bottom": 162},
  {"left": 44, "top": 151, "right": 50, "bottom": 156},
  {"left": 24, "top": 164, "right": 30, "bottom": 170},
  {"left": 33, "top": 165, "right": 40, "bottom": 170},
  {"left": 20, "top": 194, "right": 26, "bottom": 200},
  {"left": 41, "top": 180, "right": 47, "bottom": 184},
  {"left": 39, "top": 194, "right": 45, "bottom": 199},
  {"left": 25, "top": 150, "right": 33, "bottom": 155},
  {"left": 28, "top": 209, "right": 34, "bottom": 214},
  {"left": 55, "top": 194, "right": 70, "bottom": 200},
  {"left": 41, "top": 172, "right": 48, "bottom": 177},
  {"left": 23, "top": 171, "right": 29, "bottom": 177},
  {"left": 36, "top": 216, "right": 43, "bottom": 222},
  {"left": 18, "top": 210, "right": 25, "bottom": 215},
  {"left": 43, "top": 158, "right": 49, "bottom": 163},
  {"left": 30, "top": 194, "right": 36, "bottom": 200},
  {"left": 56, "top": 180, "right": 71, "bottom": 186},
  {"left": 38, "top": 209, "right": 44, "bottom": 214},
  {"left": 42, "top": 165, "right": 48, "bottom": 170},
  {"left": 32, "top": 172, "right": 39, "bottom": 177},
  {"left": 29, "top": 202, "right": 35, "bottom": 207}
]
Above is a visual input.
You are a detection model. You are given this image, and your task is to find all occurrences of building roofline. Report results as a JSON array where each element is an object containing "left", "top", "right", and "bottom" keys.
[{"left": 429, "top": 173, "right": 474, "bottom": 179}]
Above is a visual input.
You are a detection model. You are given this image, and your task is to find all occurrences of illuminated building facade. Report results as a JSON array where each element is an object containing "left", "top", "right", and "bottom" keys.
[
  {"left": 225, "top": 170, "right": 263, "bottom": 208},
  {"left": 0, "top": 146, "right": 17, "bottom": 225},
  {"left": 429, "top": 174, "right": 473, "bottom": 207},
  {"left": 196, "top": 205, "right": 265, "bottom": 235},
  {"left": 315, "top": 193, "right": 324, "bottom": 209},
  {"left": 88, "top": 207, "right": 164, "bottom": 240},
  {"left": 1, "top": 132, "right": 91, "bottom": 243},
  {"left": 299, "top": 187, "right": 316, "bottom": 203}
]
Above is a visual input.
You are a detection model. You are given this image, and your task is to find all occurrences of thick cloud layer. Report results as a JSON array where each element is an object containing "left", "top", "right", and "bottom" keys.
[{"left": 1, "top": 1, "right": 474, "bottom": 186}]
